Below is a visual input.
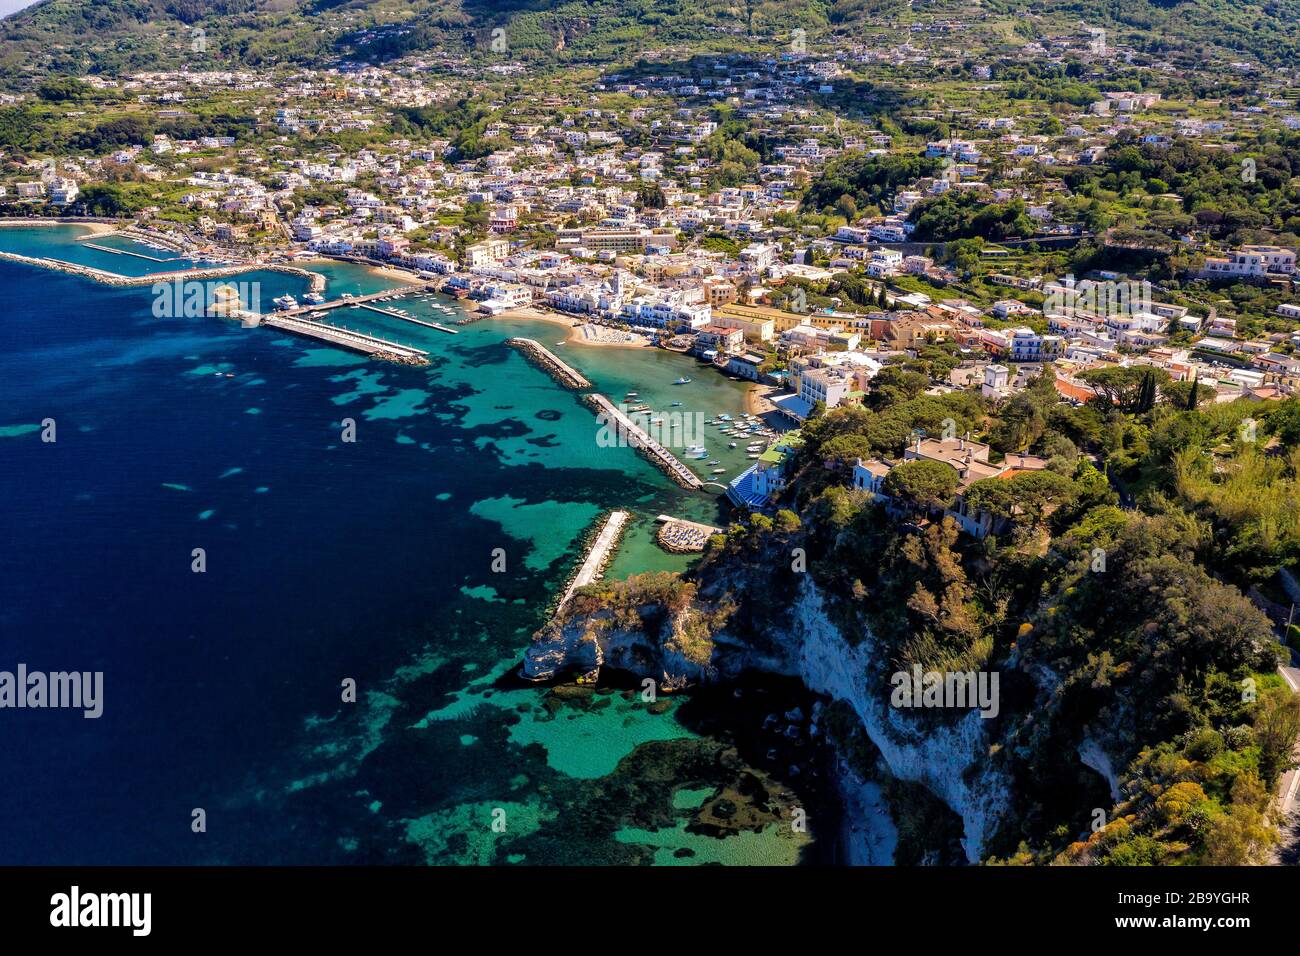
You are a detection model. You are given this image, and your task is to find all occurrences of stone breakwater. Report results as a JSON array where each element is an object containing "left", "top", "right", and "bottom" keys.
[
  {"left": 0, "top": 250, "right": 324, "bottom": 291},
  {"left": 584, "top": 393, "right": 704, "bottom": 491},
  {"left": 506, "top": 337, "right": 591, "bottom": 389}
]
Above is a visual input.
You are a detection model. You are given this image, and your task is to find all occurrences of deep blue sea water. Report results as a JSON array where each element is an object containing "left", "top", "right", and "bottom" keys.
[{"left": 0, "top": 227, "right": 825, "bottom": 865}]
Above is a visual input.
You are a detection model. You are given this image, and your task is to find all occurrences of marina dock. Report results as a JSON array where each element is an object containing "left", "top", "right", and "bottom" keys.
[
  {"left": 80, "top": 241, "right": 179, "bottom": 263},
  {"left": 356, "top": 302, "right": 458, "bottom": 333},
  {"left": 585, "top": 394, "right": 704, "bottom": 490},
  {"left": 276, "top": 284, "right": 440, "bottom": 317},
  {"left": 507, "top": 337, "right": 592, "bottom": 389},
  {"left": 261, "top": 314, "right": 430, "bottom": 365}
]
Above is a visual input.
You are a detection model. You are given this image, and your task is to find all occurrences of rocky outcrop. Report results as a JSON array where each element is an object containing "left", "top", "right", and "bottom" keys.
[{"left": 521, "top": 574, "right": 1013, "bottom": 861}]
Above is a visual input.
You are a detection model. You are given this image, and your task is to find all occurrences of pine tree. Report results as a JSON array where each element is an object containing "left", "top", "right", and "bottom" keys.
[{"left": 1136, "top": 369, "right": 1157, "bottom": 414}]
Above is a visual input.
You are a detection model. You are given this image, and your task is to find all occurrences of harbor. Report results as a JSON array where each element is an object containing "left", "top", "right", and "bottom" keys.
[
  {"left": 506, "top": 337, "right": 593, "bottom": 389},
  {"left": 274, "top": 283, "right": 439, "bottom": 317},
  {"left": 356, "top": 302, "right": 459, "bottom": 334},
  {"left": 584, "top": 393, "right": 704, "bottom": 490}
]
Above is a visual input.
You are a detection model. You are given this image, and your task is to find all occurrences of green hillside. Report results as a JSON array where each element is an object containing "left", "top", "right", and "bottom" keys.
[{"left": 1, "top": 0, "right": 1298, "bottom": 82}]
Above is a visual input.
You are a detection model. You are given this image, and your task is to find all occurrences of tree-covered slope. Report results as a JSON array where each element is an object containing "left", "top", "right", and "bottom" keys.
[{"left": 2, "top": 0, "right": 1300, "bottom": 82}]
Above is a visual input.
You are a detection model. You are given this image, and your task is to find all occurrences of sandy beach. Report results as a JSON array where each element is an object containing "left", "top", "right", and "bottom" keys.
[
  {"left": 366, "top": 263, "right": 428, "bottom": 286},
  {"left": 568, "top": 322, "right": 653, "bottom": 349},
  {"left": 493, "top": 307, "right": 653, "bottom": 349},
  {"left": 0, "top": 218, "right": 119, "bottom": 236},
  {"left": 495, "top": 304, "right": 578, "bottom": 328},
  {"left": 745, "top": 381, "right": 783, "bottom": 416}
]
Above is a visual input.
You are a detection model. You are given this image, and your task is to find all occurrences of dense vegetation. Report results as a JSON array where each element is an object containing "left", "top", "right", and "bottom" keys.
[
  {"left": 580, "top": 359, "right": 1300, "bottom": 864},
  {"left": 5, "top": 0, "right": 1300, "bottom": 82}
]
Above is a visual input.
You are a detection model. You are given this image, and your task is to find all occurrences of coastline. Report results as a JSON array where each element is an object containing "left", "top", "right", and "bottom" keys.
[
  {"left": 492, "top": 307, "right": 654, "bottom": 350},
  {"left": 0, "top": 218, "right": 119, "bottom": 237},
  {"left": 745, "top": 381, "right": 782, "bottom": 417}
]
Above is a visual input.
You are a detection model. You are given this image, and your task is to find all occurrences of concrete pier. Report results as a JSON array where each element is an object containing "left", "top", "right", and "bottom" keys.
[
  {"left": 520, "top": 509, "right": 630, "bottom": 683},
  {"left": 276, "top": 284, "right": 439, "bottom": 317},
  {"left": 261, "top": 314, "right": 430, "bottom": 365},
  {"left": 558, "top": 510, "right": 629, "bottom": 609},
  {"left": 507, "top": 337, "right": 592, "bottom": 389},
  {"left": 80, "top": 241, "right": 178, "bottom": 263},
  {"left": 585, "top": 394, "right": 704, "bottom": 490},
  {"left": 356, "top": 302, "right": 458, "bottom": 333}
]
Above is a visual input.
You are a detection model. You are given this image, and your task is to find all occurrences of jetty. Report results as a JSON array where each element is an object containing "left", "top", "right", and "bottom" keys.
[
  {"left": 356, "top": 302, "right": 458, "bottom": 334},
  {"left": 585, "top": 394, "right": 704, "bottom": 490},
  {"left": 521, "top": 510, "right": 630, "bottom": 683},
  {"left": 261, "top": 314, "right": 430, "bottom": 365},
  {"left": 558, "top": 510, "right": 629, "bottom": 610},
  {"left": 0, "top": 250, "right": 324, "bottom": 291},
  {"left": 507, "top": 337, "right": 592, "bottom": 389},
  {"left": 276, "top": 284, "right": 439, "bottom": 317},
  {"left": 80, "top": 241, "right": 179, "bottom": 263}
]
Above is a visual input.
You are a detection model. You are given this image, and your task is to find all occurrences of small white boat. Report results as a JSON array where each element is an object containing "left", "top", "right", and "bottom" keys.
[{"left": 674, "top": 377, "right": 691, "bottom": 385}]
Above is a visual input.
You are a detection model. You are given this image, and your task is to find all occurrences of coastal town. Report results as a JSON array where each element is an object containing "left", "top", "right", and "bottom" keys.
[
  {"left": 6, "top": 0, "right": 1300, "bottom": 881},
  {"left": 6, "top": 27, "right": 1300, "bottom": 523}
]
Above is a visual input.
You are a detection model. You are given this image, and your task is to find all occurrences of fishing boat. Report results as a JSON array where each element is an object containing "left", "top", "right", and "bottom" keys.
[{"left": 673, "top": 376, "right": 691, "bottom": 385}]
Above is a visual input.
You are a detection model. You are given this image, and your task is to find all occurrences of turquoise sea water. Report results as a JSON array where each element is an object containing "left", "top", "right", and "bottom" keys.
[{"left": 0, "top": 225, "right": 825, "bottom": 865}]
